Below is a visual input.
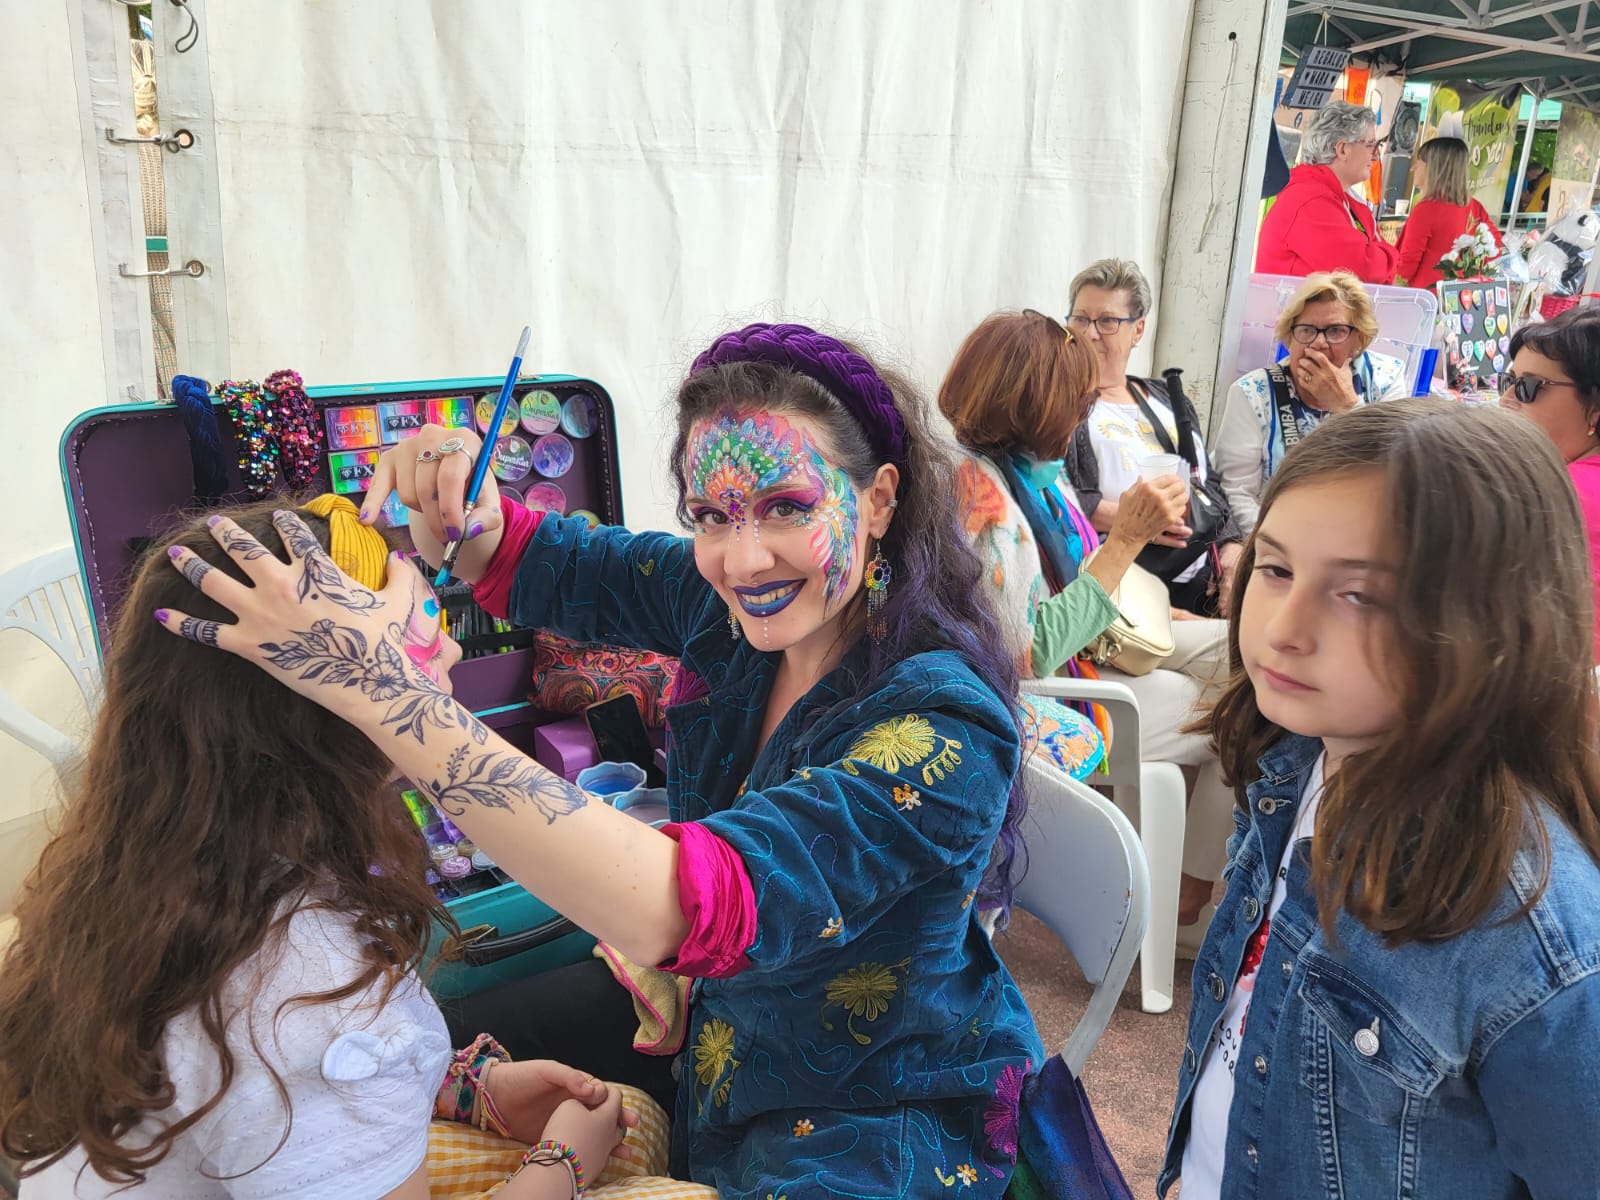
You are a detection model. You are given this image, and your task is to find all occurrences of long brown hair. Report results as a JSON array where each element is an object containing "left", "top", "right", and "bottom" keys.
[
  {"left": 1417, "top": 136, "right": 1471, "bottom": 207},
  {"left": 936, "top": 310, "right": 1099, "bottom": 461},
  {"left": 0, "top": 502, "right": 445, "bottom": 1182},
  {"left": 1207, "top": 398, "right": 1600, "bottom": 944}
]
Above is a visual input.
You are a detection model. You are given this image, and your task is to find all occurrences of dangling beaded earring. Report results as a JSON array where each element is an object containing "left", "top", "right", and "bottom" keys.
[
  {"left": 729, "top": 607, "right": 743, "bottom": 641},
  {"left": 864, "top": 546, "right": 892, "bottom": 643}
]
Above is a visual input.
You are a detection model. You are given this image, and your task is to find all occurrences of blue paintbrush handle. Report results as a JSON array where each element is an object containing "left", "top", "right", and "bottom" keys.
[{"left": 434, "top": 326, "right": 531, "bottom": 586}]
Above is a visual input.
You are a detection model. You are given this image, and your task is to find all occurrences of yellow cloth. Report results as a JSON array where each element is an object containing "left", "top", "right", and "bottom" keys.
[
  {"left": 593, "top": 942, "right": 691, "bottom": 1056},
  {"left": 301, "top": 493, "right": 389, "bottom": 589},
  {"left": 425, "top": 1083, "right": 715, "bottom": 1199}
]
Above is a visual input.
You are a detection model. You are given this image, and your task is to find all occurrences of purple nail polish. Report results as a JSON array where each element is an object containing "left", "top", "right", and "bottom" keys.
[
  {"left": 167, "top": 545, "right": 184, "bottom": 559},
  {"left": 206, "top": 515, "right": 222, "bottom": 528},
  {"left": 445, "top": 525, "right": 462, "bottom": 542},
  {"left": 360, "top": 508, "right": 373, "bottom": 521},
  {"left": 153, "top": 609, "right": 169, "bottom": 622},
  {"left": 466, "top": 521, "right": 484, "bottom": 540}
]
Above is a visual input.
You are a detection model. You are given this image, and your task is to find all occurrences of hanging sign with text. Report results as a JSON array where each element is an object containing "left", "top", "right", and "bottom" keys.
[{"left": 1282, "top": 46, "right": 1352, "bottom": 110}]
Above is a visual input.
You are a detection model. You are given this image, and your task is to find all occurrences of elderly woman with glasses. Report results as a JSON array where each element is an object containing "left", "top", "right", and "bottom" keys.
[
  {"left": 1256, "top": 100, "right": 1398, "bottom": 285},
  {"left": 1499, "top": 305, "right": 1600, "bottom": 659},
  {"left": 1063, "top": 258, "right": 1245, "bottom": 617},
  {"left": 1211, "top": 270, "right": 1409, "bottom": 536}
]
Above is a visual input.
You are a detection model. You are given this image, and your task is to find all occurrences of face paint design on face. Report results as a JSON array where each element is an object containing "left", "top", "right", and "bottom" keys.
[
  {"left": 801, "top": 459, "right": 859, "bottom": 606},
  {"left": 405, "top": 589, "right": 447, "bottom": 682},
  {"left": 687, "top": 409, "right": 865, "bottom": 616},
  {"left": 688, "top": 413, "right": 806, "bottom": 536}
]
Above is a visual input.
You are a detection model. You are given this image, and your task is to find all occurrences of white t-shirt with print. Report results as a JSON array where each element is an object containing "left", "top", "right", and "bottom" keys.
[
  {"left": 23, "top": 902, "right": 450, "bottom": 1200},
  {"left": 1179, "top": 752, "right": 1326, "bottom": 1200},
  {"left": 1084, "top": 387, "right": 1216, "bottom": 584}
]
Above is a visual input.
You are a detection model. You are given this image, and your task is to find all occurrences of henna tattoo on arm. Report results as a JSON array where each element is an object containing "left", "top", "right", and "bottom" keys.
[
  {"left": 178, "top": 617, "right": 222, "bottom": 647},
  {"left": 421, "top": 745, "right": 590, "bottom": 824}
]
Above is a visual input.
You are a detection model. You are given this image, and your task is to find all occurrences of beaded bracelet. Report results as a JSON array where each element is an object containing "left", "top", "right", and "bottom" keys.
[
  {"left": 265, "top": 368, "right": 323, "bottom": 490},
  {"left": 519, "top": 1140, "right": 585, "bottom": 1197},
  {"left": 434, "top": 1032, "right": 512, "bottom": 1130},
  {"left": 219, "top": 379, "right": 278, "bottom": 496}
]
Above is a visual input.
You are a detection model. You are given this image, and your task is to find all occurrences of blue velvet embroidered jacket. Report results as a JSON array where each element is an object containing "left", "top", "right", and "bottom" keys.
[{"left": 509, "top": 516, "right": 1046, "bottom": 1199}]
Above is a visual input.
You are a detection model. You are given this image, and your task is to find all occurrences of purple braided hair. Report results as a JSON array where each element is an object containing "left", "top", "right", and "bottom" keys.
[{"left": 690, "top": 323, "right": 909, "bottom": 467}]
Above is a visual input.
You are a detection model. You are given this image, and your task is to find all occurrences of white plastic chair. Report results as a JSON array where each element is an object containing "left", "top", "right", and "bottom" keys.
[
  {"left": 1022, "top": 677, "right": 1187, "bottom": 1014},
  {"left": 1013, "top": 756, "right": 1150, "bottom": 1074},
  {"left": 0, "top": 548, "right": 101, "bottom": 782}
]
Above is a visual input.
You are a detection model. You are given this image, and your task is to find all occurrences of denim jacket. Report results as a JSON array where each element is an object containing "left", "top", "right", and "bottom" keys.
[{"left": 1159, "top": 734, "right": 1600, "bottom": 1200}]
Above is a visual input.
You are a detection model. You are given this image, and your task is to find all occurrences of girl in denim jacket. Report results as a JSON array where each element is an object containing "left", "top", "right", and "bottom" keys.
[{"left": 1161, "top": 398, "right": 1600, "bottom": 1200}]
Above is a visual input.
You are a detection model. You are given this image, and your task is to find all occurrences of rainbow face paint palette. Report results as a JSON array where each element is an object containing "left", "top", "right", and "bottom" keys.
[
  {"left": 329, "top": 449, "right": 380, "bottom": 494},
  {"left": 325, "top": 405, "right": 380, "bottom": 450},
  {"left": 378, "top": 400, "right": 428, "bottom": 444}
]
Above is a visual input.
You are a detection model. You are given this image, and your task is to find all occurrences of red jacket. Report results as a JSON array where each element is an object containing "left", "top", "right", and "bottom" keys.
[
  {"left": 1256, "top": 164, "right": 1399, "bottom": 284},
  {"left": 1395, "top": 197, "right": 1504, "bottom": 290}
]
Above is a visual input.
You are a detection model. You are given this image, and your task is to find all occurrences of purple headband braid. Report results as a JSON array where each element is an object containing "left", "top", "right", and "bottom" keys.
[{"left": 690, "top": 323, "right": 909, "bottom": 468}]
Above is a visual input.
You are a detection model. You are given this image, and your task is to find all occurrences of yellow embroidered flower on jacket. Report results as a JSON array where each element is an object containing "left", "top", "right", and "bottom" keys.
[
  {"left": 892, "top": 784, "right": 922, "bottom": 811},
  {"left": 821, "top": 960, "right": 911, "bottom": 1045},
  {"left": 793, "top": 1118, "right": 814, "bottom": 1136},
  {"left": 821, "top": 917, "right": 844, "bottom": 939},
  {"left": 844, "top": 715, "right": 937, "bottom": 774},
  {"left": 694, "top": 1018, "right": 740, "bottom": 1105},
  {"left": 957, "top": 1163, "right": 979, "bottom": 1186}
]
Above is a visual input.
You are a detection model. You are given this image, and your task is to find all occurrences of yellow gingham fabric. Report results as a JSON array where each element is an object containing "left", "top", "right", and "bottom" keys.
[{"left": 425, "top": 1083, "right": 717, "bottom": 1199}]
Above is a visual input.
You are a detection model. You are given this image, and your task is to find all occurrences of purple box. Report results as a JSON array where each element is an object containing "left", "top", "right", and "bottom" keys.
[{"left": 533, "top": 716, "right": 599, "bottom": 781}]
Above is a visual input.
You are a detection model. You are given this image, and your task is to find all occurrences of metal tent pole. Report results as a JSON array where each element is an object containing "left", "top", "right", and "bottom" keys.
[{"left": 1506, "top": 84, "right": 1542, "bottom": 233}]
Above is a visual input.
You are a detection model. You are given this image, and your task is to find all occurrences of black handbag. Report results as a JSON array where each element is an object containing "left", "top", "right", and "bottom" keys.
[{"left": 1130, "top": 369, "right": 1230, "bottom": 585}]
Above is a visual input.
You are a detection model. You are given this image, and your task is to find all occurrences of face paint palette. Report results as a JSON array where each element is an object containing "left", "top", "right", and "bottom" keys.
[
  {"left": 428, "top": 395, "right": 476, "bottom": 430},
  {"left": 329, "top": 449, "right": 380, "bottom": 494},
  {"left": 477, "top": 396, "right": 520, "bottom": 438},
  {"left": 491, "top": 434, "right": 534, "bottom": 482},
  {"left": 532, "top": 433, "right": 575, "bottom": 478},
  {"left": 561, "top": 393, "right": 599, "bottom": 439},
  {"left": 325, "top": 405, "right": 380, "bottom": 450},
  {"left": 378, "top": 400, "right": 428, "bottom": 444},
  {"left": 524, "top": 482, "right": 568, "bottom": 514},
  {"left": 519, "top": 389, "right": 562, "bottom": 436}
]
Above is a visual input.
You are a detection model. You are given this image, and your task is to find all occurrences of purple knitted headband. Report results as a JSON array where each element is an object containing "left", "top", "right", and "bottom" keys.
[{"left": 690, "top": 323, "right": 909, "bottom": 468}]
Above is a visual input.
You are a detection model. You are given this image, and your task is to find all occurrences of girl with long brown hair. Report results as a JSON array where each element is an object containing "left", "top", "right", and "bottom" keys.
[
  {"left": 1160, "top": 399, "right": 1600, "bottom": 1199},
  {"left": 0, "top": 501, "right": 664, "bottom": 1200}
]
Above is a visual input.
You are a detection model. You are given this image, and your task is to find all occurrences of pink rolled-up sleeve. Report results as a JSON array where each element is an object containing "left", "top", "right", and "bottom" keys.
[
  {"left": 469, "top": 502, "right": 544, "bottom": 619},
  {"left": 655, "top": 821, "right": 756, "bottom": 979}
]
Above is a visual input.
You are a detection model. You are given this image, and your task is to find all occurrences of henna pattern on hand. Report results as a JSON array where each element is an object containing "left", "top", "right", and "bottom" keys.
[
  {"left": 218, "top": 525, "right": 271, "bottom": 562},
  {"left": 178, "top": 617, "right": 222, "bottom": 647},
  {"left": 271, "top": 511, "right": 383, "bottom": 613},
  {"left": 177, "top": 554, "right": 215, "bottom": 591}
]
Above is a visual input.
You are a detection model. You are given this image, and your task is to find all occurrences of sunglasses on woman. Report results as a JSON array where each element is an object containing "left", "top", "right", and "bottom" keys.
[{"left": 1501, "top": 370, "right": 1584, "bottom": 406}]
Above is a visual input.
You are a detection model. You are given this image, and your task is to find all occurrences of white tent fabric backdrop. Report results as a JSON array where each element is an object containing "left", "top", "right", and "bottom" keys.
[
  {"left": 199, "top": 0, "right": 1193, "bottom": 531},
  {"left": 1, "top": 0, "right": 1197, "bottom": 910}
]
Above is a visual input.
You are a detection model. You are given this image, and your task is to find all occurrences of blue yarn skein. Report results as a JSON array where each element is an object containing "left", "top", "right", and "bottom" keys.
[{"left": 171, "top": 374, "right": 229, "bottom": 506}]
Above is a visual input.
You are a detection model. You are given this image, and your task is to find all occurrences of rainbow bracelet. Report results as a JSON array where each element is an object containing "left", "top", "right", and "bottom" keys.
[{"left": 520, "top": 1140, "right": 585, "bottom": 1196}]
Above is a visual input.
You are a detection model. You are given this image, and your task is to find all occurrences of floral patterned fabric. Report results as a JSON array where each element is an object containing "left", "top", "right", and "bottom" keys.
[
  {"left": 1020, "top": 695, "right": 1106, "bottom": 781},
  {"left": 508, "top": 515, "right": 1046, "bottom": 1199},
  {"left": 530, "top": 631, "right": 680, "bottom": 727}
]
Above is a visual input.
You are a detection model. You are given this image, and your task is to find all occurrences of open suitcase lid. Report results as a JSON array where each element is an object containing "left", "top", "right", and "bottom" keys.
[{"left": 59, "top": 373, "right": 623, "bottom": 659}]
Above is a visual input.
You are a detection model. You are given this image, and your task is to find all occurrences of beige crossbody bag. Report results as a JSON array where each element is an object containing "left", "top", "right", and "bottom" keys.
[{"left": 1079, "top": 552, "right": 1175, "bottom": 676}]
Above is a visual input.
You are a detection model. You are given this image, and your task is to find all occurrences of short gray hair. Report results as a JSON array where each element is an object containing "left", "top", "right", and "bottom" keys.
[
  {"left": 1068, "top": 258, "right": 1153, "bottom": 320},
  {"left": 1301, "top": 101, "right": 1376, "bottom": 166}
]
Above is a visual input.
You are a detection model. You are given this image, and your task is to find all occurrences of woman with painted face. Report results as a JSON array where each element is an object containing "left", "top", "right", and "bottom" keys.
[
  {"left": 1210, "top": 270, "right": 1410, "bottom": 537},
  {"left": 154, "top": 324, "right": 1048, "bottom": 1198}
]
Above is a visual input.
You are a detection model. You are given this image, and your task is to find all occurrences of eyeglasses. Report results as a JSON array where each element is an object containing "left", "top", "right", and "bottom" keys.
[
  {"left": 1024, "top": 308, "right": 1074, "bottom": 343},
  {"left": 1065, "top": 314, "right": 1137, "bottom": 336},
  {"left": 1347, "top": 137, "right": 1384, "bottom": 153},
  {"left": 1289, "top": 322, "right": 1356, "bottom": 346},
  {"left": 1501, "top": 370, "right": 1584, "bottom": 406}
]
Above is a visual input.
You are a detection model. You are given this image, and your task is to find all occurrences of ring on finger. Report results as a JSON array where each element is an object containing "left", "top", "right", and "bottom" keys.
[{"left": 417, "top": 436, "right": 472, "bottom": 465}]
